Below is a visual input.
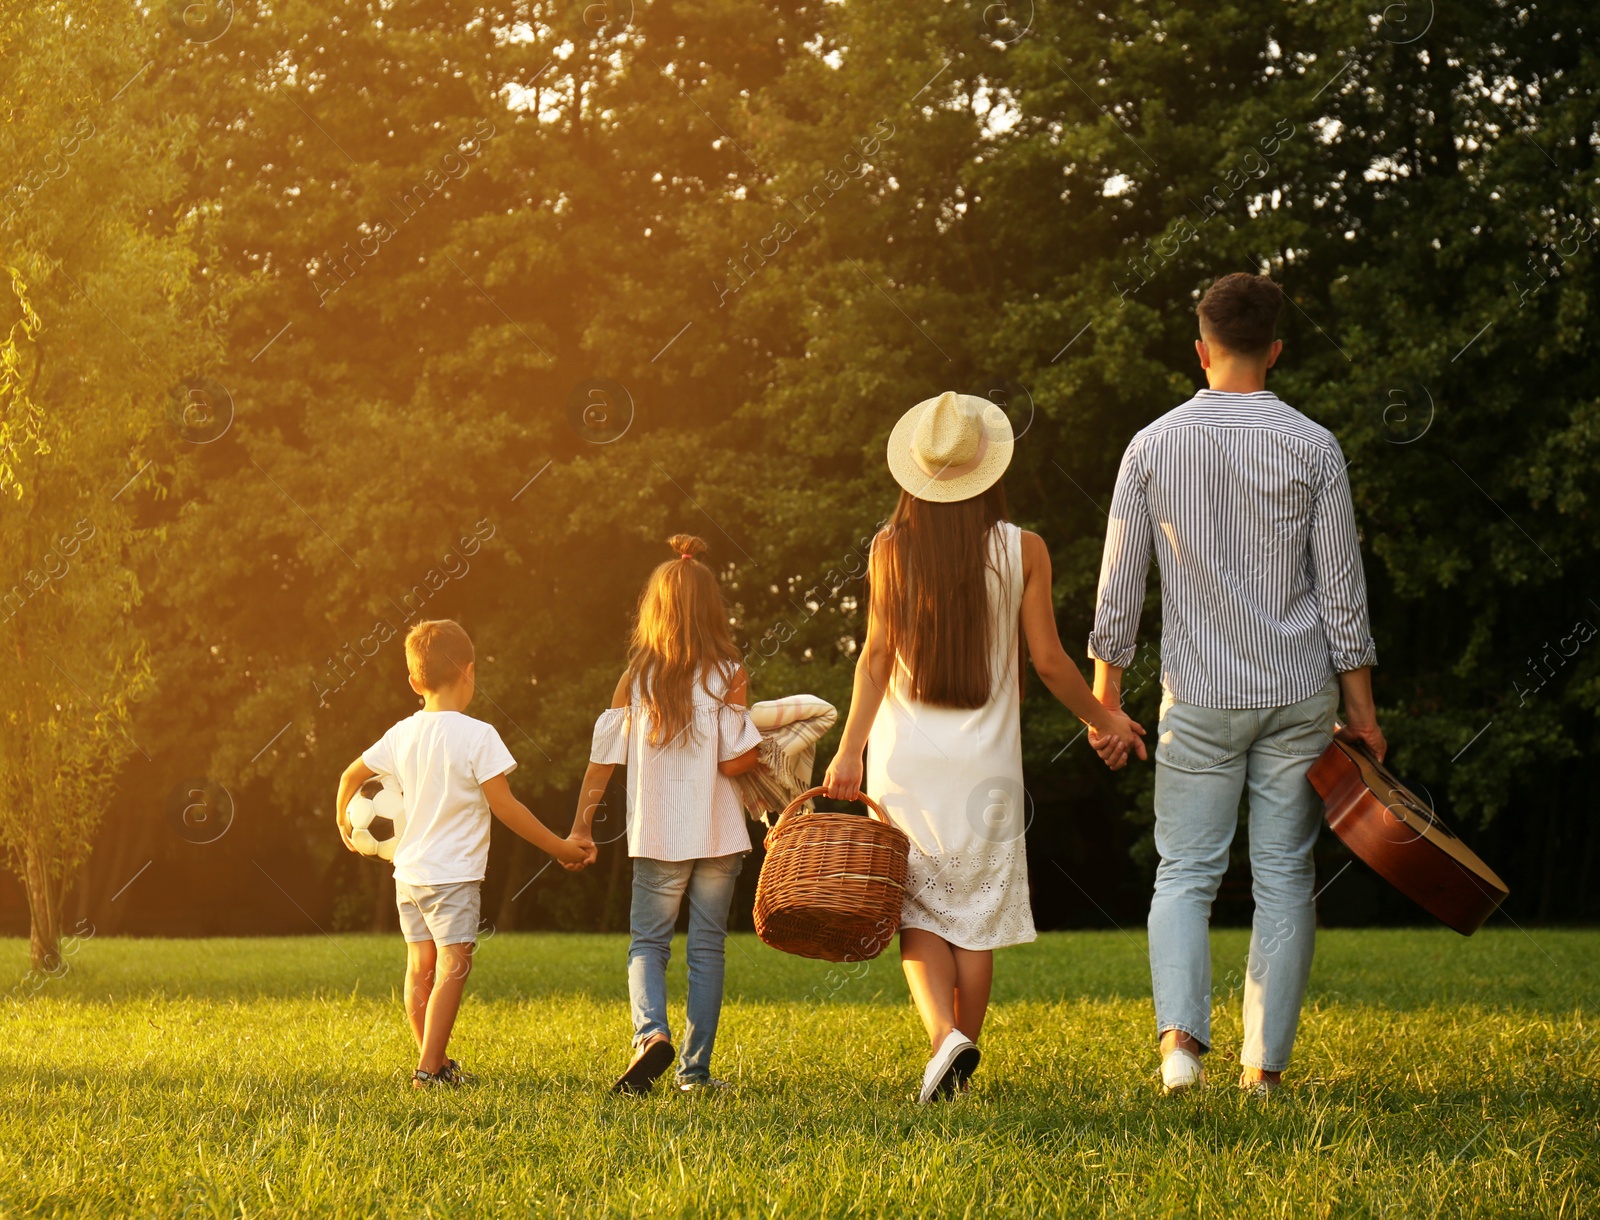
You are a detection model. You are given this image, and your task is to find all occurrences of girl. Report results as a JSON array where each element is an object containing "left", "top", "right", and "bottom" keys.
[
  {"left": 568, "top": 534, "right": 764, "bottom": 1095},
  {"left": 823, "top": 391, "right": 1146, "bottom": 1102}
]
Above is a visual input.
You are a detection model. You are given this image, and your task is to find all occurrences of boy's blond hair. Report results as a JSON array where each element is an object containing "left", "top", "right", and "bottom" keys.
[{"left": 405, "top": 619, "right": 475, "bottom": 691}]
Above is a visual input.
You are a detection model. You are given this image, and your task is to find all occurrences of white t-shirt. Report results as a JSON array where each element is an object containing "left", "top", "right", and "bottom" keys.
[{"left": 362, "top": 711, "right": 517, "bottom": 886}]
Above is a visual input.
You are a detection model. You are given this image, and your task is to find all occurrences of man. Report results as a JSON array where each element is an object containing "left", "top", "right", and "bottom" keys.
[{"left": 1086, "top": 272, "right": 1385, "bottom": 1097}]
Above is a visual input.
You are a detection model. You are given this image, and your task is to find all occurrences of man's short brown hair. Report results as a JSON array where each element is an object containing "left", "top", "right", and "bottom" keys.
[
  {"left": 405, "top": 619, "right": 475, "bottom": 691},
  {"left": 1197, "top": 272, "right": 1284, "bottom": 356}
]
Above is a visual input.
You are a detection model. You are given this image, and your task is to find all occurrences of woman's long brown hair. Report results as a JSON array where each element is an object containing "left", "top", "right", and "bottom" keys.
[
  {"left": 625, "top": 534, "right": 742, "bottom": 745},
  {"left": 870, "top": 483, "right": 1008, "bottom": 708}
]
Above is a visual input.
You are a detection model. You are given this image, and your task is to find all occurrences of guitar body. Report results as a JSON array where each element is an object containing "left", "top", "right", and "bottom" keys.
[{"left": 1307, "top": 739, "right": 1509, "bottom": 935}]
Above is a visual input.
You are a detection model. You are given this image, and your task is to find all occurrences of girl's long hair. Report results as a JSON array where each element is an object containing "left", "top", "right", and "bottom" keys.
[
  {"left": 869, "top": 483, "right": 1008, "bottom": 708},
  {"left": 625, "top": 534, "right": 742, "bottom": 745}
]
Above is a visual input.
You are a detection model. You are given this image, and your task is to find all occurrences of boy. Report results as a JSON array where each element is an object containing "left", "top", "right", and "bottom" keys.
[{"left": 335, "top": 618, "right": 595, "bottom": 1088}]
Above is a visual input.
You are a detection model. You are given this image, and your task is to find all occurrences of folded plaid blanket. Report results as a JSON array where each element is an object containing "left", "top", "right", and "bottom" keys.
[{"left": 732, "top": 694, "right": 839, "bottom": 825}]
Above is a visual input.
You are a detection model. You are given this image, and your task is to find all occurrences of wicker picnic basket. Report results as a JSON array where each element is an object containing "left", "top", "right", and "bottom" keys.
[{"left": 753, "top": 786, "right": 911, "bottom": 963}]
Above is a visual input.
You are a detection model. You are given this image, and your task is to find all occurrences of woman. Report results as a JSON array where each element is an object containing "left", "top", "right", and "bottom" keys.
[{"left": 823, "top": 391, "right": 1146, "bottom": 1102}]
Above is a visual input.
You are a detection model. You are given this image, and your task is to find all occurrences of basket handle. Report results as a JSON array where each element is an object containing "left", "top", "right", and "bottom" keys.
[{"left": 774, "top": 785, "right": 892, "bottom": 829}]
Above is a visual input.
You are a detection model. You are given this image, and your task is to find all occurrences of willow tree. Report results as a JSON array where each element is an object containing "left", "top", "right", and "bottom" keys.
[{"left": 0, "top": 1, "right": 216, "bottom": 967}]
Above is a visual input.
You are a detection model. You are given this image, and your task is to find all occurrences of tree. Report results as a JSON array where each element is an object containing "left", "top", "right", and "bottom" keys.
[
  {"left": 709, "top": 0, "right": 1600, "bottom": 919},
  {"left": 0, "top": 0, "right": 217, "bottom": 966},
  {"left": 108, "top": 0, "right": 823, "bottom": 930},
  {"left": 19, "top": 0, "right": 1596, "bottom": 937}
]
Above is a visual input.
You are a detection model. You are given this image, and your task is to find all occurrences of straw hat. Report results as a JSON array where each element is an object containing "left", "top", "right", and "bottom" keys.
[{"left": 886, "top": 391, "right": 1014, "bottom": 503}]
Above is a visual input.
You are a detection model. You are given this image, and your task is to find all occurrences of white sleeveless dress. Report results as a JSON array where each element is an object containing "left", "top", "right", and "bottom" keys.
[{"left": 865, "top": 521, "right": 1037, "bottom": 950}]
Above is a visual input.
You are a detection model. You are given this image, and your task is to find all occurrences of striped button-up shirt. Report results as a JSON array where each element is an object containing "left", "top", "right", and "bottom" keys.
[{"left": 1088, "top": 389, "right": 1377, "bottom": 710}]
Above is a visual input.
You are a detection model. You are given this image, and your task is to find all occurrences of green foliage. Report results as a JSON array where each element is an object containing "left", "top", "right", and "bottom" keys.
[
  {"left": 2, "top": 0, "right": 1596, "bottom": 934},
  {"left": 0, "top": 0, "right": 221, "bottom": 965},
  {"left": 0, "top": 265, "right": 44, "bottom": 497},
  {"left": 1, "top": 931, "right": 1596, "bottom": 1214}
]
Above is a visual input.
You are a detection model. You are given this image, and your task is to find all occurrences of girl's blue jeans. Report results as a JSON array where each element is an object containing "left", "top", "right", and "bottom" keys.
[{"left": 627, "top": 853, "right": 744, "bottom": 1083}]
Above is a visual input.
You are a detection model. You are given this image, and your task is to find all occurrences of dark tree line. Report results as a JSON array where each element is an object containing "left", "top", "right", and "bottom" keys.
[{"left": 3, "top": 0, "right": 1597, "bottom": 959}]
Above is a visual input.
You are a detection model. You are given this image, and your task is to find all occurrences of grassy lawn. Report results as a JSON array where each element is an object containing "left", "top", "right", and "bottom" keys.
[{"left": 2, "top": 929, "right": 1596, "bottom": 1217}]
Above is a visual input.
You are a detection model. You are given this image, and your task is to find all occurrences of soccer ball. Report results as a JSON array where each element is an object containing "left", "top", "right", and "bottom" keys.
[{"left": 346, "top": 777, "right": 406, "bottom": 861}]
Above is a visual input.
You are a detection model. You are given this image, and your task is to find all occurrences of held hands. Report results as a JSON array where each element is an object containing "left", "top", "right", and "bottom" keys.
[
  {"left": 558, "top": 832, "right": 598, "bottom": 871},
  {"left": 1087, "top": 706, "right": 1148, "bottom": 771}
]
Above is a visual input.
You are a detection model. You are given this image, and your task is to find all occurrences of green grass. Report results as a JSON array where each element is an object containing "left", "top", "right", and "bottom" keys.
[{"left": 3, "top": 929, "right": 1596, "bottom": 1217}]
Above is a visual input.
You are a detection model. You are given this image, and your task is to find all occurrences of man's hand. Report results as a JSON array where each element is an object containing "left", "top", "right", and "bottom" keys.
[
  {"left": 1336, "top": 719, "right": 1387, "bottom": 763},
  {"left": 1088, "top": 661, "right": 1138, "bottom": 770},
  {"left": 1335, "top": 667, "right": 1385, "bottom": 762},
  {"left": 1087, "top": 663, "right": 1146, "bottom": 771}
]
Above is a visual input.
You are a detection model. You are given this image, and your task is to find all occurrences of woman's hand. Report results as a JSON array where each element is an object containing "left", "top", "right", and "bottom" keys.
[
  {"left": 821, "top": 580, "right": 889, "bottom": 804},
  {"left": 1088, "top": 708, "right": 1148, "bottom": 771},
  {"left": 822, "top": 750, "right": 864, "bottom": 801}
]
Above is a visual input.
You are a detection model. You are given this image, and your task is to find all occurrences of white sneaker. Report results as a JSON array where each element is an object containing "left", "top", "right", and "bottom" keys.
[
  {"left": 1161, "top": 1047, "right": 1205, "bottom": 1096},
  {"left": 677, "top": 1080, "right": 731, "bottom": 1095},
  {"left": 919, "top": 1031, "right": 979, "bottom": 1103}
]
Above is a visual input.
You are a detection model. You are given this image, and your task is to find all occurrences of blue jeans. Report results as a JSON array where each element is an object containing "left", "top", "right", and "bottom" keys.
[
  {"left": 627, "top": 854, "right": 744, "bottom": 1082},
  {"left": 1148, "top": 680, "right": 1338, "bottom": 1072}
]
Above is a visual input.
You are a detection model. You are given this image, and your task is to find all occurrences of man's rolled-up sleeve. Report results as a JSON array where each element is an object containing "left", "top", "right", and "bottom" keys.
[
  {"left": 1309, "top": 438, "right": 1378, "bottom": 672},
  {"left": 1088, "top": 437, "right": 1153, "bottom": 668}
]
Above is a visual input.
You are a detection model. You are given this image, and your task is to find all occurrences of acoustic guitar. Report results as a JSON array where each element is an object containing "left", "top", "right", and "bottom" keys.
[{"left": 1307, "top": 737, "right": 1509, "bottom": 935}]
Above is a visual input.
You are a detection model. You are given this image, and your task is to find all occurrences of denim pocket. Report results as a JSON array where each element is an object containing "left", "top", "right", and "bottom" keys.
[
  {"left": 1265, "top": 681, "right": 1339, "bottom": 757},
  {"left": 1157, "top": 691, "right": 1233, "bottom": 770}
]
